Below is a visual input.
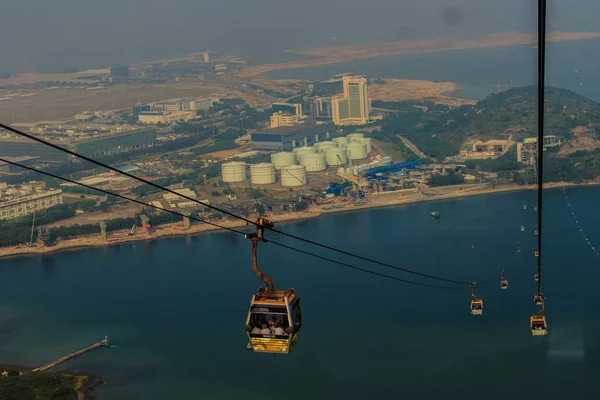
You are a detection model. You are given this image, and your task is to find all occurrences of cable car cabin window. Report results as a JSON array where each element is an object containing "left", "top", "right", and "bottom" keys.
[
  {"left": 290, "top": 301, "right": 302, "bottom": 331},
  {"left": 248, "top": 307, "right": 290, "bottom": 338}
]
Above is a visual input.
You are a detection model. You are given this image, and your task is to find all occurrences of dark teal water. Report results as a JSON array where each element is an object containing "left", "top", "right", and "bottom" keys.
[
  {"left": 0, "top": 188, "right": 599, "bottom": 399},
  {"left": 266, "top": 39, "right": 600, "bottom": 101}
]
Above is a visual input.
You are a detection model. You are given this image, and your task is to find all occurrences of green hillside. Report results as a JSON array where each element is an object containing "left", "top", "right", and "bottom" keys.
[{"left": 382, "top": 86, "right": 600, "bottom": 160}]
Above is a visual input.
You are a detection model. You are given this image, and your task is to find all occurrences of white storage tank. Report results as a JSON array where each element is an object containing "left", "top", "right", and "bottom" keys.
[
  {"left": 293, "top": 146, "right": 317, "bottom": 158},
  {"left": 346, "top": 142, "right": 368, "bottom": 160},
  {"left": 325, "top": 148, "right": 348, "bottom": 166},
  {"left": 360, "top": 137, "right": 372, "bottom": 153},
  {"left": 347, "top": 133, "right": 365, "bottom": 142},
  {"left": 221, "top": 161, "right": 247, "bottom": 183},
  {"left": 281, "top": 165, "right": 307, "bottom": 187},
  {"left": 299, "top": 153, "right": 327, "bottom": 172},
  {"left": 333, "top": 137, "right": 349, "bottom": 147},
  {"left": 315, "top": 141, "right": 337, "bottom": 153},
  {"left": 270, "top": 152, "right": 296, "bottom": 170},
  {"left": 250, "top": 163, "right": 276, "bottom": 184}
]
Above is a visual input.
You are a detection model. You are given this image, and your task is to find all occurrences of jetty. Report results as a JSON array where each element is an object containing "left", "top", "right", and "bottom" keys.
[{"left": 33, "top": 336, "right": 110, "bottom": 372}]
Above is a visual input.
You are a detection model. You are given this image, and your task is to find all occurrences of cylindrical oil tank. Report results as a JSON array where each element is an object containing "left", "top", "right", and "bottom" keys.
[
  {"left": 293, "top": 146, "right": 317, "bottom": 158},
  {"left": 315, "top": 141, "right": 337, "bottom": 153},
  {"left": 325, "top": 148, "right": 348, "bottom": 166},
  {"left": 346, "top": 142, "right": 368, "bottom": 160},
  {"left": 281, "top": 165, "right": 307, "bottom": 187},
  {"left": 250, "top": 163, "right": 276, "bottom": 184},
  {"left": 270, "top": 152, "right": 296, "bottom": 170},
  {"left": 299, "top": 153, "right": 327, "bottom": 172},
  {"left": 360, "top": 137, "right": 372, "bottom": 153},
  {"left": 333, "top": 137, "right": 349, "bottom": 147},
  {"left": 347, "top": 133, "right": 365, "bottom": 142},
  {"left": 221, "top": 161, "right": 247, "bottom": 183}
]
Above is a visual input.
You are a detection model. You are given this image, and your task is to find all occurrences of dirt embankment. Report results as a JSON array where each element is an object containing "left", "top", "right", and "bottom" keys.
[
  {"left": 559, "top": 126, "right": 600, "bottom": 156},
  {"left": 369, "top": 79, "right": 476, "bottom": 106}
]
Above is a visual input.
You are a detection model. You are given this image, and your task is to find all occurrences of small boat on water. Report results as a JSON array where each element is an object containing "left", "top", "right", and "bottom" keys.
[{"left": 431, "top": 211, "right": 440, "bottom": 219}]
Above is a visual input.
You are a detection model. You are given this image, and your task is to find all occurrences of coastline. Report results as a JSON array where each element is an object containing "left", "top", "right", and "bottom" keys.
[
  {"left": 237, "top": 31, "right": 600, "bottom": 78},
  {"left": 0, "top": 364, "right": 104, "bottom": 400},
  {"left": 1, "top": 181, "right": 597, "bottom": 261}
]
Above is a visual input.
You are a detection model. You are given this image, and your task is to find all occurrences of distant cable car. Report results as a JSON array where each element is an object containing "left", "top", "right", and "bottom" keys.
[
  {"left": 533, "top": 294, "right": 544, "bottom": 305},
  {"left": 534, "top": 206, "right": 538, "bottom": 212},
  {"left": 534, "top": 250, "right": 539, "bottom": 257},
  {"left": 534, "top": 228, "right": 539, "bottom": 235},
  {"left": 500, "top": 270, "right": 508, "bottom": 290},
  {"left": 524, "top": 203, "right": 527, "bottom": 210},
  {"left": 530, "top": 301, "right": 548, "bottom": 336},
  {"left": 470, "top": 283, "right": 483, "bottom": 315},
  {"left": 534, "top": 273, "right": 539, "bottom": 282},
  {"left": 245, "top": 218, "right": 302, "bottom": 354},
  {"left": 521, "top": 223, "right": 525, "bottom": 232}
]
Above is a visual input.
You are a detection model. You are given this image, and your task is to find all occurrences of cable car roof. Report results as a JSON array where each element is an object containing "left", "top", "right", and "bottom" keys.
[{"left": 253, "top": 289, "right": 298, "bottom": 305}]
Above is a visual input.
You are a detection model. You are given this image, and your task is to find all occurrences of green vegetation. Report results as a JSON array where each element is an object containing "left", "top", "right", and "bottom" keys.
[
  {"left": 430, "top": 171, "right": 465, "bottom": 186},
  {"left": 545, "top": 149, "right": 600, "bottom": 183},
  {"left": 379, "top": 87, "right": 600, "bottom": 160},
  {"left": 0, "top": 204, "right": 88, "bottom": 246},
  {"left": 464, "top": 147, "right": 521, "bottom": 172},
  {"left": 0, "top": 366, "right": 92, "bottom": 400}
]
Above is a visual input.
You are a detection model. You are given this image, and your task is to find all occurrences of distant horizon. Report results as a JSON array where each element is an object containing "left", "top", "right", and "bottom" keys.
[{"left": 1, "top": 0, "right": 599, "bottom": 75}]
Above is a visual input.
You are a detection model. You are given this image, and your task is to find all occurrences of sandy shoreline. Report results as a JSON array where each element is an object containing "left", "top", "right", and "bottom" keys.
[
  {"left": 238, "top": 31, "right": 600, "bottom": 77},
  {"left": 1, "top": 181, "right": 597, "bottom": 260}
]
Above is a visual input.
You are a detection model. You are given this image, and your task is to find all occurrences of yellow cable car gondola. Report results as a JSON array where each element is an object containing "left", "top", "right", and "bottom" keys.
[
  {"left": 470, "top": 282, "right": 483, "bottom": 315},
  {"left": 245, "top": 218, "right": 302, "bottom": 354},
  {"left": 530, "top": 301, "right": 548, "bottom": 336},
  {"left": 500, "top": 270, "right": 508, "bottom": 290}
]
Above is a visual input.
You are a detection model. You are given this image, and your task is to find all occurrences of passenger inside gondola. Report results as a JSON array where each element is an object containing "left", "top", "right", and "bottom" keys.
[{"left": 248, "top": 312, "right": 291, "bottom": 336}]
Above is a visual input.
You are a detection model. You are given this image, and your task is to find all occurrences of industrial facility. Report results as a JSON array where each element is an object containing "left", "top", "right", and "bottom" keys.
[
  {"left": 0, "top": 128, "right": 156, "bottom": 162},
  {"left": 222, "top": 132, "right": 377, "bottom": 189},
  {"left": 250, "top": 123, "right": 336, "bottom": 151}
]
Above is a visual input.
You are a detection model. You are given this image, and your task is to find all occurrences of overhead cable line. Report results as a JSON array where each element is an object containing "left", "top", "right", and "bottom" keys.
[
  {"left": 536, "top": 0, "right": 546, "bottom": 297},
  {"left": 0, "top": 123, "right": 257, "bottom": 226},
  {"left": 1, "top": 157, "right": 469, "bottom": 290},
  {"left": 0, "top": 123, "right": 473, "bottom": 286},
  {"left": 268, "top": 226, "right": 474, "bottom": 285}
]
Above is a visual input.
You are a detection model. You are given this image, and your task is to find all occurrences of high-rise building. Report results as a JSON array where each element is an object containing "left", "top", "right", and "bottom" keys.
[
  {"left": 331, "top": 76, "right": 369, "bottom": 125},
  {"left": 203, "top": 51, "right": 211, "bottom": 63}
]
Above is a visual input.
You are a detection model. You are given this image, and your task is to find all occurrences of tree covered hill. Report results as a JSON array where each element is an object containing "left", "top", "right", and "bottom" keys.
[{"left": 383, "top": 86, "right": 600, "bottom": 160}]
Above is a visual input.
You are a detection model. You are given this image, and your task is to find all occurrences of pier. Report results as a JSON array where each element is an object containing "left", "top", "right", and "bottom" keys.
[{"left": 33, "top": 336, "right": 110, "bottom": 372}]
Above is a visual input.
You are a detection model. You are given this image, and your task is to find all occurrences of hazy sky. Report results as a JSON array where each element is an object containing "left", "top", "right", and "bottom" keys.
[{"left": 0, "top": 0, "right": 598, "bottom": 74}]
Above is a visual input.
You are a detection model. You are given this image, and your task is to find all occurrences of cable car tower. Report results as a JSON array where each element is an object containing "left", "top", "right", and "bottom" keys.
[{"left": 245, "top": 218, "right": 302, "bottom": 354}]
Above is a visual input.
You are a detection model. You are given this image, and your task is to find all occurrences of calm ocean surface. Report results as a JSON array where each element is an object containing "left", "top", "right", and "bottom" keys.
[
  {"left": 0, "top": 187, "right": 599, "bottom": 399},
  {"left": 266, "top": 39, "right": 600, "bottom": 101}
]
